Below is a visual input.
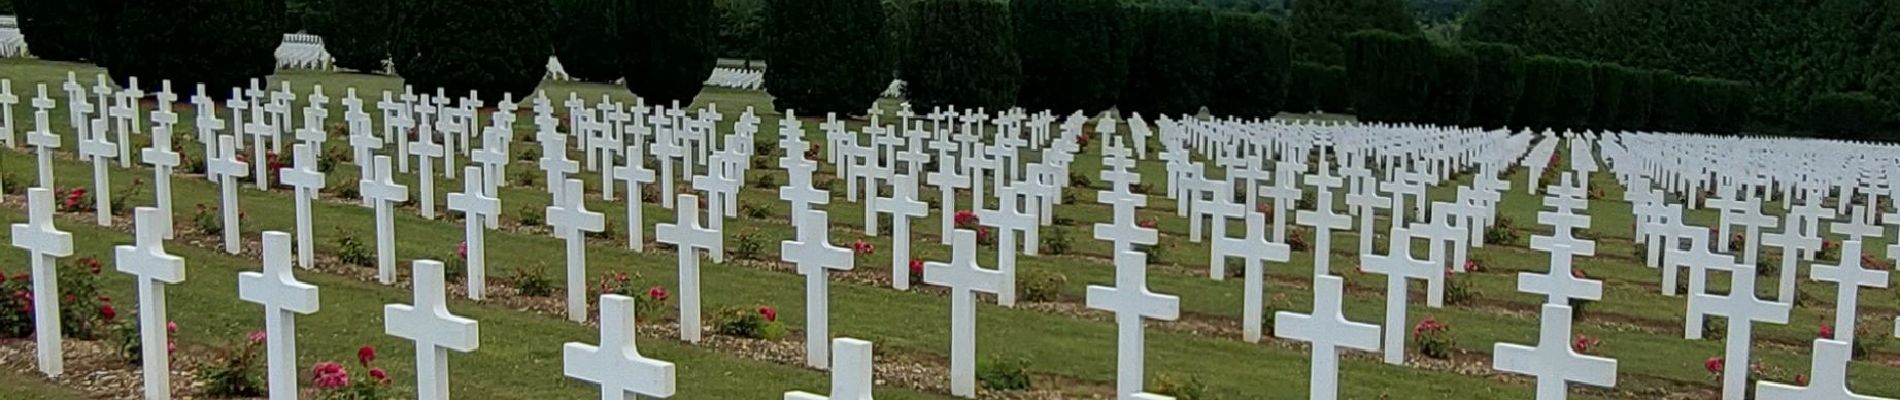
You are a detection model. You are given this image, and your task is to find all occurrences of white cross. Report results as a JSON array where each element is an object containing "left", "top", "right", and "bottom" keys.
[
  {"left": 447, "top": 166, "right": 500, "bottom": 300},
  {"left": 108, "top": 78, "right": 138, "bottom": 167},
  {"left": 78, "top": 119, "right": 117, "bottom": 226},
  {"left": 385, "top": 260, "right": 480, "bottom": 400},
  {"left": 784, "top": 209, "right": 855, "bottom": 369},
  {"left": 651, "top": 138, "right": 682, "bottom": 209},
  {"left": 655, "top": 194, "right": 721, "bottom": 343},
  {"left": 1275, "top": 275, "right": 1380, "bottom": 400},
  {"left": 611, "top": 145, "right": 656, "bottom": 252},
  {"left": 28, "top": 84, "right": 60, "bottom": 188},
  {"left": 207, "top": 135, "right": 250, "bottom": 254},
  {"left": 1812, "top": 240, "right": 1889, "bottom": 348},
  {"left": 927, "top": 150, "right": 969, "bottom": 245},
  {"left": 411, "top": 121, "right": 446, "bottom": 220},
  {"left": 1346, "top": 178, "right": 1390, "bottom": 256},
  {"left": 1212, "top": 210, "right": 1289, "bottom": 343},
  {"left": 1362, "top": 226, "right": 1441, "bottom": 365},
  {"left": 1758, "top": 339, "right": 1895, "bottom": 400},
  {"left": 924, "top": 229, "right": 1005, "bottom": 398},
  {"left": 979, "top": 185, "right": 1037, "bottom": 306},
  {"left": 874, "top": 173, "right": 930, "bottom": 290},
  {"left": 1086, "top": 241, "right": 1179, "bottom": 400},
  {"left": 244, "top": 119, "right": 275, "bottom": 190},
  {"left": 143, "top": 94, "right": 182, "bottom": 239},
  {"left": 548, "top": 179, "right": 606, "bottom": 322},
  {"left": 1296, "top": 159, "right": 1351, "bottom": 277},
  {"left": 691, "top": 153, "right": 741, "bottom": 237},
  {"left": 784, "top": 338, "right": 875, "bottom": 400},
  {"left": 360, "top": 156, "right": 409, "bottom": 285},
  {"left": 238, "top": 231, "right": 320, "bottom": 400},
  {"left": 1493, "top": 304, "right": 1618, "bottom": 399},
  {"left": 280, "top": 143, "right": 326, "bottom": 269},
  {"left": 0, "top": 79, "right": 16, "bottom": 148},
  {"left": 1691, "top": 264, "right": 1789, "bottom": 400},
  {"left": 1834, "top": 204, "right": 1884, "bottom": 242},
  {"left": 11, "top": 189, "right": 71, "bottom": 376},
  {"left": 780, "top": 145, "right": 829, "bottom": 229},
  {"left": 114, "top": 208, "right": 186, "bottom": 400},
  {"left": 1761, "top": 215, "right": 1819, "bottom": 304},
  {"left": 565, "top": 295, "right": 676, "bottom": 400}
]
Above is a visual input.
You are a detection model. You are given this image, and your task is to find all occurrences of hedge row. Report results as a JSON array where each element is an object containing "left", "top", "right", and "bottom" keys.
[
  {"left": 902, "top": 0, "right": 1019, "bottom": 111},
  {"left": 99, "top": 0, "right": 284, "bottom": 97},
  {"left": 325, "top": 0, "right": 398, "bottom": 73},
  {"left": 764, "top": 0, "right": 890, "bottom": 116},
  {"left": 1348, "top": 31, "right": 1756, "bottom": 134},
  {"left": 550, "top": 0, "right": 627, "bottom": 83},
  {"left": 1011, "top": 0, "right": 1128, "bottom": 115},
  {"left": 620, "top": 0, "right": 719, "bottom": 106}
]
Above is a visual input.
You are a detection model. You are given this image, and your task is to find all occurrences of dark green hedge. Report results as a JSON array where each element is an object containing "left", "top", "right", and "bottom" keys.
[
  {"left": 903, "top": 0, "right": 1020, "bottom": 111},
  {"left": 714, "top": 0, "right": 766, "bottom": 60},
  {"left": 324, "top": 0, "right": 397, "bottom": 73},
  {"left": 14, "top": 0, "right": 99, "bottom": 62},
  {"left": 1512, "top": 55, "right": 1565, "bottom": 129},
  {"left": 1546, "top": 57, "right": 1596, "bottom": 130},
  {"left": 1464, "top": 42, "right": 1524, "bottom": 129},
  {"left": 551, "top": 0, "right": 627, "bottom": 82},
  {"left": 1287, "top": 0, "right": 1419, "bottom": 65},
  {"left": 1012, "top": 0, "right": 1129, "bottom": 115},
  {"left": 1211, "top": 12, "right": 1291, "bottom": 119},
  {"left": 100, "top": 0, "right": 282, "bottom": 96},
  {"left": 1120, "top": 5, "right": 1217, "bottom": 116},
  {"left": 621, "top": 0, "right": 718, "bottom": 105},
  {"left": 1345, "top": 30, "right": 1432, "bottom": 123},
  {"left": 1587, "top": 63, "right": 1629, "bottom": 130},
  {"left": 1619, "top": 68, "right": 1655, "bottom": 130},
  {"left": 1647, "top": 71, "right": 1690, "bottom": 131},
  {"left": 764, "top": 0, "right": 889, "bottom": 115},
  {"left": 1808, "top": 92, "right": 1889, "bottom": 140},
  {"left": 1287, "top": 61, "right": 1346, "bottom": 113},
  {"left": 1424, "top": 42, "right": 1475, "bottom": 126},
  {"left": 395, "top": 0, "right": 552, "bottom": 104}
]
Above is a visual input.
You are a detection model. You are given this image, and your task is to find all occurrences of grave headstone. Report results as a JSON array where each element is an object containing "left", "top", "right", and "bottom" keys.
[
  {"left": 564, "top": 295, "right": 676, "bottom": 400},
  {"left": 924, "top": 229, "right": 1006, "bottom": 398},
  {"left": 655, "top": 194, "right": 721, "bottom": 343},
  {"left": 1690, "top": 264, "right": 1789, "bottom": 400},
  {"left": 79, "top": 119, "right": 116, "bottom": 226},
  {"left": 874, "top": 173, "right": 930, "bottom": 290},
  {"left": 208, "top": 135, "right": 250, "bottom": 254},
  {"left": 280, "top": 144, "right": 326, "bottom": 269},
  {"left": 238, "top": 231, "right": 320, "bottom": 400},
  {"left": 1362, "top": 226, "right": 1442, "bottom": 364},
  {"left": 11, "top": 188, "right": 72, "bottom": 377},
  {"left": 447, "top": 166, "right": 500, "bottom": 300},
  {"left": 114, "top": 208, "right": 186, "bottom": 400},
  {"left": 1492, "top": 304, "right": 1618, "bottom": 400},
  {"left": 548, "top": 179, "right": 606, "bottom": 322},
  {"left": 412, "top": 121, "right": 445, "bottom": 220},
  {"left": 360, "top": 156, "right": 409, "bottom": 284},
  {"left": 1275, "top": 275, "right": 1381, "bottom": 400},
  {"left": 784, "top": 338, "right": 875, "bottom": 400},
  {"left": 784, "top": 209, "right": 855, "bottom": 369},
  {"left": 384, "top": 260, "right": 480, "bottom": 400},
  {"left": 28, "top": 84, "right": 59, "bottom": 188},
  {"left": 1811, "top": 239, "right": 1889, "bottom": 349}
]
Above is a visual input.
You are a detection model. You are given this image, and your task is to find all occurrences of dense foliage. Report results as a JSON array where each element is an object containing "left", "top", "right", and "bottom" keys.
[
  {"left": 1211, "top": 12, "right": 1292, "bottom": 119},
  {"left": 323, "top": 0, "right": 397, "bottom": 73},
  {"left": 394, "top": 0, "right": 553, "bottom": 104},
  {"left": 1424, "top": 42, "right": 1475, "bottom": 126},
  {"left": 1012, "top": 0, "right": 1129, "bottom": 115},
  {"left": 1807, "top": 92, "right": 1889, "bottom": 140},
  {"left": 99, "top": 0, "right": 283, "bottom": 96},
  {"left": 1287, "top": 61, "right": 1347, "bottom": 114},
  {"left": 764, "top": 0, "right": 890, "bottom": 115},
  {"left": 1287, "top": 0, "right": 1418, "bottom": 65},
  {"left": 1345, "top": 30, "right": 1433, "bottom": 123},
  {"left": 551, "top": 0, "right": 627, "bottom": 82},
  {"left": 903, "top": 0, "right": 1020, "bottom": 111},
  {"left": 714, "top": 0, "right": 766, "bottom": 61},
  {"left": 1120, "top": 5, "right": 1218, "bottom": 117},
  {"left": 13, "top": 0, "right": 99, "bottom": 62},
  {"left": 620, "top": 0, "right": 718, "bottom": 105},
  {"left": 1464, "top": 42, "right": 1524, "bottom": 129}
]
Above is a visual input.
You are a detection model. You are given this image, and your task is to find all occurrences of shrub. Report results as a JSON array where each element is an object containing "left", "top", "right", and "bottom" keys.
[
  {"left": 333, "top": 227, "right": 374, "bottom": 267},
  {"left": 1011, "top": 0, "right": 1129, "bottom": 115},
  {"left": 517, "top": 205, "right": 545, "bottom": 227},
  {"left": 548, "top": 0, "right": 626, "bottom": 82},
  {"left": 714, "top": 0, "right": 766, "bottom": 60},
  {"left": 764, "top": 0, "right": 889, "bottom": 115},
  {"left": 101, "top": 0, "right": 282, "bottom": 96},
  {"left": 903, "top": 0, "right": 1020, "bottom": 111},
  {"left": 732, "top": 228, "right": 766, "bottom": 260},
  {"left": 1212, "top": 12, "right": 1293, "bottom": 119},
  {"left": 1513, "top": 56, "right": 1566, "bottom": 130},
  {"left": 712, "top": 305, "right": 787, "bottom": 340},
  {"left": 1620, "top": 68, "right": 1657, "bottom": 130},
  {"left": 1287, "top": 61, "right": 1347, "bottom": 113},
  {"left": 1808, "top": 92, "right": 1890, "bottom": 141},
  {"left": 977, "top": 355, "right": 1032, "bottom": 391},
  {"left": 1041, "top": 228, "right": 1072, "bottom": 255},
  {"left": 1588, "top": 63, "right": 1632, "bottom": 129},
  {"left": 1425, "top": 42, "right": 1476, "bottom": 126},
  {"left": 325, "top": 0, "right": 397, "bottom": 72},
  {"left": 191, "top": 203, "right": 224, "bottom": 236},
  {"left": 1346, "top": 30, "right": 1433, "bottom": 123},
  {"left": 1464, "top": 42, "right": 1525, "bottom": 129},
  {"left": 310, "top": 346, "right": 395, "bottom": 399},
  {"left": 1411, "top": 316, "right": 1452, "bottom": 359},
  {"left": 1120, "top": 5, "right": 1217, "bottom": 117},
  {"left": 1287, "top": 0, "right": 1419, "bottom": 66},
  {"left": 1150, "top": 373, "right": 1207, "bottom": 399},
  {"left": 199, "top": 331, "right": 267, "bottom": 397},
  {"left": 510, "top": 265, "right": 557, "bottom": 297},
  {"left": 1444, "top": 269, "right": 1474, "bottom": 306},
  {"left": 13, "top": 0, "right": 99, "bottom": 62},
  {"left": 1018, "top": 269, "right": 1067, "bottom": 302},
  {"left": 621, "top": 0, "right": 718, "bottom": 105},
  {"left": 394, "top": 0, "right": 552, "bottom": 104}
]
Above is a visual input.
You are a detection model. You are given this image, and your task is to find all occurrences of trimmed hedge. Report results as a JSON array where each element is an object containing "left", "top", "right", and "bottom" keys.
[
  {"left": 1620, "top": 68, "right": 1655, "bottom": 130},
  {"left": 620, "top": 0, "right": 719, "bottom": 105},
  {"left": 1808, "top": 92, "right": 1889, "bottom": 140},
  {"left": 14, "top": 0, "right": 99, "bottom": 62},
  {"left": 714, "top": 0, "right": 766, "bottom": 60},
  {"left": 100, "top": 0, "right": 283, "bottom": 96},
  {"left": 1512, "top": 55, "right": 1565, "bottom": 129},
  {"left": 551, "top": 0, "right": 627, "bottom": 82},
  {"left": 1547, "top": 57, "right": 1596, "bottom": 130},
  {"left": 1464, "top": 42, "right": 1525, "bottom": 129},
  {"left": 1211, "top": 12, "right": 1292, "bottom": 119},
  {"left": 764, "top": 0, "right": 889, "bottom": 115},
  {"left": 1120, "top": 5, "right": 1218, "bottom": 117},
  {"left": 1647, "top": 71, "right": 1690, "bottom": 131},
  {"left": 1012, "top": 0, "right": 1129, "bottom": 115},
  {"left": 1288, "top": 0, "right": 1419, "bottom": 65},
  {"left": 1424, "top": 43, "right": 1475, "bottom": 126},
  {"left": 1345, "top": 30, "right": 1432, "bottom": 123},
  {"left": 395, "top": 0, "right": 552, "bottom": 104},
  {"left": 1287, "top": 61, "right": 1344, "bottom": 113},
  {"left": 903, "top": 0, "right": 1020, "bottom": 111},
  {"left": 1587, "top": 63, "right": 1629, "bottom": 130},
  {"left": 325, "top": 0, "right": 397, "bottom": 73}
]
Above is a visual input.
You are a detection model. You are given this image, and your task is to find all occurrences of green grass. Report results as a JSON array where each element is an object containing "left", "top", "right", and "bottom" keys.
[{"left": 0, "top": 58, "right": 1896, "bottom": 399}]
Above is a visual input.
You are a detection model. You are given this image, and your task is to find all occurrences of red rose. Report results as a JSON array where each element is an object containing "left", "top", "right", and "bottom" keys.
[
  {"left": 1819, "top": 325, "right": 1835, "bottom": 339},
  {"left": 358, "top": 345, "right": 377, "bottom": 367},
  {"left": 758, "top": 306, "right": 777, "bottom": 322},
  {"left": 369, "top": 367, "right": 389, "bottom": 383},
  {"left": 1705, "top": 356, "right": 1724, "bottom": 375},
  {"left": 909, "top": 259, "right": 925, "bottom": 276},
  {"left": 647, "top": 286, "right": 669, "bottom": 302},
  {"left": 100, "top": 303, "right": 117, "bottom": 321}
]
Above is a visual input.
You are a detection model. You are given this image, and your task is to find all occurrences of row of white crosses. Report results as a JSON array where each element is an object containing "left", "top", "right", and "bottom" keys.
[{"left": 1491, "top": 170, "right": 1616, "bottom": 399}]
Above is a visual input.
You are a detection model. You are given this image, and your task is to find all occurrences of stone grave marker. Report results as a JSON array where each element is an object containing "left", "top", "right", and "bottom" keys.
[
  {"left": 208, "top": 135, "right": 250, "bottom": 254},
  {"left": 564, "top": 295, "right": 676, "bottom": 400},
  {"left": 656, "top": 194, "right": 721, "bottom": 343},
  {"left": 784, "top": 338, "right": 875, "bottom": 400},
  {"left": 923, "top": 229, "right": 1005, "bottom": 398},
  {"left": 11, "top": 188, "right": 72, "bottom": 377},
  {"left": 447, "top": 166, "right": 500, "bottom": 300},
  {"left": 360, "top": 155, "right": 408, "bottom": 284},
  {"left": 548, "top": 178, "right": 606, "bottom": 322},
  {"left": 385, "top": 260, "right": 480, "bottom": 400},
  {"left": 114, "top": 208, "right": 186, "bottom": 400},
  {"left": 784, "top": 208, "right": 855, "bottom": 369},
  {"left": 238, "top": 231, "right": 320, "bottom": 400},
  {"left": 1275, "top": 275, "right": 1380, "bottom": 400},
  {"left": 280, "top": 144, "right": 326, "bottom": 269}
]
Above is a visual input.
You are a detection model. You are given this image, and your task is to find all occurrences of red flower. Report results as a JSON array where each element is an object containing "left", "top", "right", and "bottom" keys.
[
  {"left": 1571, "top": 335, "right": 1600, "bottom": 354},
  {"left": 1796, "top": 374, "right": 1808, "bottom": 386},
  {"left": 852, "top": 240, "right": 876, "bottom": 256},
  {"left": 311, "top": 362, "right": 349, "bottom": 389},
  {"left": 100, "top": 303, "right": 116, "bottom": 321},
  {"left": 954, "top": 210, "right": 980, "bottom": 228},
  {"left": 0, "top": 272, "right": 7, "bottom": 284},
  {"left": 85, "top": 258, "right": 101, "bottom": 275},
  {"left": 166, "top": 321, "right": 178, "bottom": 334},
  {"left": 248, "top": 330, "right": 268, "bottom": 344},
  {"left": 1705, "top": 356, "right": 1725, "bottom": 375},
  {"left": 369, "top": 367, "right": 389, "bottom": 383},
  {"left": 1463, "top": 260, "right": 1480, "bottom": 272},
  {"left": 357, "top": 345, "right": 377, "bottom": 367},
  {"left": 1412, "top": 317, "right": 1447, "bottom": 335},
  {"left": 1138, "top": 219, "right": 1158, "bottom": 229},
  {"left": 455, "top": 241, "right": 469, "bottom": 260},
  {"left": 909, "top": 259, "right": 925, "bottom": 276},
  {"left": 1820, "top": 324, "right": 1835, "bottom": 339},
  {"left": 1571, "top": 268, "right": 1586, "bottom": 280},
  {"left": 758, "top": 306, "right": 777, "bottom": 322},
  {"left": 647, "top": 286, "right": 669, "bottom": 302}
]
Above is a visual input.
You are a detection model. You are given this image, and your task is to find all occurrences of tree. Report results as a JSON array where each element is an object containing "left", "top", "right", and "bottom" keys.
[
  {"left": 100, "top": 0, "right": 283, "bottom": 96},
  {"left": 1345, "top": 30, "right": 1433, "bottom": 123},
  {"left": 1288, "top": 61, "right": 1347, "bottom": 113},
  {"left": 1513, "top": 55, "right": 1564, "bottom": 129},
  {"left": 1425, "top": 42, "right": 1475, "bottom": 126},
  {"left": 621, "top": 0, "right": 718, "bottom": 105},
  {"left": 1120, "top": 5, "right": 1218, "bottom": 117},
  {"left": 1587, "top": 63, "right": 1628, "bottom": 130},
  {"left": 551, "top": 0, "right": 628, "bottom": 82},
  {"left": 395, "top": 0, "right": 552, "bottom": 104},
  {"left": 1808, "top": 92, "right": 1890, "bottom": 141},
  {"left": 1012, "top": 0, "right": 1130, "bottom": 115},
  {"left": 324, "top": 0, "right": 397, "bottom": 73},
  {"left": 764, "top": 0, "right": 889, "bottom": 116},
  {"left": 904, "top": 0, "right": 1020, "bottom": 111},
  {"left": 1620, "top": 68, "right": 1655, "bottom": 130},
  {"left": 1464, "top": 42, "right": 1524, "bottom": 129},
  {"left": 714, "top": 0, "right": 767, "bottom": 60},
  {"left": 1211, "top": 12, "right": 1292, "bottom": 119},
  {"left": 13, "top": 0, "right": 99, "bottom": 62},
  {"left": 1287, "top": 0, "right": 1417, "bottom": 65},
  {"left": 1546, "top": 58, "right": 1595, "bottom": 129}
]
